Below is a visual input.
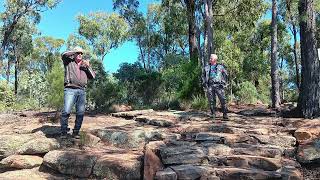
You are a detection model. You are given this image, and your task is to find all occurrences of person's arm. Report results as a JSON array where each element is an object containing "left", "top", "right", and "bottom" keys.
[
  {"left": 204, "top": 65, "right": 210, "bottom": 87},
  {"left": 61, "top": 52, "right": 75, "bottom": 64},
  {"left": 81, "top": 60, "right": 96, "bottom": 79}
]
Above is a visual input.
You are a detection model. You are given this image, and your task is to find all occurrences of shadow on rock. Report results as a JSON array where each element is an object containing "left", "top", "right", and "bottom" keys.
[{"left": 31, "top": 125, "right": 61, "bottom": 138}]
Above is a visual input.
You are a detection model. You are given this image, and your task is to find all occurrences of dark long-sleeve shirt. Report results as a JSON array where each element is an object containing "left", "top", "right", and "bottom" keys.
[{"left": 62, "top": 53, "right": 95, "bottom": 89}]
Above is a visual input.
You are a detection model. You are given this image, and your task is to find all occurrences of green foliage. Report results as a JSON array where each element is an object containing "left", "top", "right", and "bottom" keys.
[
  {"left": 190, "top": 95, "right": 208, "bottom": 111},
  {"left": 256, "top": 75, "right": 271, "bottom": 104},
  {"left": 161, "top": 55, "right": 187, "bottom": 96},
  {"left": 235, "top": 81, "right": 258, "bottom": 104},
  {"left": 135, "top": 71, "right": 163, "bottom": 105},
  {"left": 86, "top": 60, "right": 124, "bottom": 112},
  {"left": 284, "top": 89, "right": 299, "bottom": 102},
  {"left": 152, "top": 96, "right": 181, "bottom": 110},
  {"left": 46, "top": 60, "right": 64, "bottom": 110},
  {"left": 18, "top": 70, "right": 48, "bottom": 108},
  {"left": 114, "top": 62, "right": 163, "bottom": 107},
  {"left": 32, "top": 36, "right": 65, "bottom": 73},
  {"left": 77, "top": 12, "right": 129, "bottom": 61},
  {"left": 0, "top": 81, "right": 15, "bottom": 111},
  {"left": 178, "top": 62, "right": 203, "bottom": 100}
]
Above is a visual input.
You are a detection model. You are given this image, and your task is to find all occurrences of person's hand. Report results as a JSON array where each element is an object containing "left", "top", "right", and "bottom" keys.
[{"left": 81, "top": 60, "right": 90, "bottom": 67}]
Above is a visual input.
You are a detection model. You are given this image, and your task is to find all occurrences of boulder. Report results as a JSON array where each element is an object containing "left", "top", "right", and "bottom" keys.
[
  {"left": 231, "top": 144, "right": 283, "bottom": 158},
  {"left": 95, "top": 128, "right": 145, "bottom": 149},
  {"left": 78, "top": 132, "right": 101, "bottom": 147},
  {"left": 135, "top": 115, "right": 174, "bottom": 127},
  {"left": 93, "top": 153, "right": 142, "bottom": 179},
  {"left": 195, "top": 132, "right": 250, "bottom": 144},
  {"left": 159, "top": 146, "right": 206, "bottom": 165},
  {"left": 215, "top": 167, "right": 282, "bottom": 179},
  {"left": 296, "top": 139, "right": 320, "bottom": 164},
  {"left": 249, "top": 134, "right": 296, "bottom": 147},
  {"left": 0, "top": 135, "right": 34, "bottom": 159},
  {"left": 111, "top": 109, "right": 154, "bottom": 119},
  {"left": 17, "top": 137, "right": 60, "bottom": 155},
  {"left": 144, "top": 141, "right": 165, "bottom": 180},
  {"left": 0, "top": 167, "right": 64, "bottom": 180},
  {"left": 155, "top": 168, "right": 177, "bottom": 180},
  {"left": 207, "top": 144, "right": 232, "bottom": 156},
  {"left": 0, "top": 155, "right": 42, "bottom": 169},
  {"left": 277, "top": 166, "right": 303, "bottom": 180},
  {"left": 170, "top": 165, "right": 218, "bottom": 180},
  {"left": 294, "top": 120, "right": 320, "bottom": 144},
  {"left": 43, "top": 150, "right": 97, "bottom": 178}
]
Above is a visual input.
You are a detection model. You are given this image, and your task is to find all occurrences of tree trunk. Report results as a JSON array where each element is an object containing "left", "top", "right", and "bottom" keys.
[
  {"left": 271, "top": 0, "right": 281, "bottom": 108},
  {"left": 280, "top": 57, "right": 285, "bottom": 103},
  {"left": 6, "top": 59, "right": 11, "bottom": 83},
  {"left": 297, "top": 0, "right": 319, "bottom": 118},
  {"left": 14, "top": 56, "right": 18, "bottom": 95},
  {"left": 184, "top": 0, "right": 199, "bottom": 63},
  {"left": 14, "top": 46, "right": 19, "bottom": 95},
  {"left": 204, "top": 0, "right": 214, "bottom": 59},
  {"left": 286, "top": 0, "right": 301, "bottom": 90},
  {"left": 293, "top": 25, "right": 300, "bottom": 90}
]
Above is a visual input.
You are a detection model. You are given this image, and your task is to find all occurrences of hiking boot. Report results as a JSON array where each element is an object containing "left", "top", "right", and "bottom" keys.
[
  {"left": 60, "top": 133, "right": 68, "bottom": 139},
  {"left": 210, "top": 113, "right": 216, "bottom": 120},
  {"left": 223, "top": 113, "right": 229, "bottom": 120},
  {"left": 72, "top": 132, "right": 80, "bottom": 139}
]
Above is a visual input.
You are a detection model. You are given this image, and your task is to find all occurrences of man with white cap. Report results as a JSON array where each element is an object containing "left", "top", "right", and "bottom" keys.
[
  {"left": 60, "top": 46, "right": 95, "bottom": 139},
  {"left": 205, "top": 54, "right": 229, "bottom": 120}
]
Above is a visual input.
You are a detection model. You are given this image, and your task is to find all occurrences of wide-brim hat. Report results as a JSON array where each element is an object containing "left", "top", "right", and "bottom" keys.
[{"left": 61, "top": 46, "right": 84, "bottom": 57}]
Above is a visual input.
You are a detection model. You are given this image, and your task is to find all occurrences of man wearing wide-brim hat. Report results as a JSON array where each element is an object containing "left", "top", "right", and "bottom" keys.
[{"left": 60, "top": 46, "right": 95, "bottom": 139}]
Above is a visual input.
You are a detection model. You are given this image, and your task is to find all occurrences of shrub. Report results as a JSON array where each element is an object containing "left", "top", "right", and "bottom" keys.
[
  {"left": 0, "top": 81, "right": 15, "bottom": 111},
  {"left": 236, "top": 81, "right": 258, "bottom": 104},
  {"left": 190, "top": 95, "right": 208, "bottom": 111},
  {"left": 46, "top": 60, "right": 64, "bottom": 110},
  {"left": 152, "top": 96, "right": 181, "bottom": 110},
  {"left": 178, "top": 62, "right": 204, "bottom": 100}
]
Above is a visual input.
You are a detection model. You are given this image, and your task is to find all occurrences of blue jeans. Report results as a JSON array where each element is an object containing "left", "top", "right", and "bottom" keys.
[{"left": 60, "top": 87, "right": 86, "bottom": 135}]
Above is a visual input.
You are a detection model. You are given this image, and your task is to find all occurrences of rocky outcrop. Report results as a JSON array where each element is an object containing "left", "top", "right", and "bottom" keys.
[{"left": 0, "top": 108, "right": 316, "bottom": 179}]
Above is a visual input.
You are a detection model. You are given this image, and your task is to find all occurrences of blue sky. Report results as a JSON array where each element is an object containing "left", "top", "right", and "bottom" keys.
[{"left": 37, "top": 0, "right": 158, "bottom": 73}]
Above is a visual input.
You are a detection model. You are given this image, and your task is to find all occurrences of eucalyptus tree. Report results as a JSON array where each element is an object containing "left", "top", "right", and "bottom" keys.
[
  {"left": 114, "top": 0, "right": 188, "bottom": 71},
  {"left": 145, "top": 2, "right": 188, "bottom": 70},
  {"left": 279, "top": 0, "right": 301, "bottom": 89},
  {"left": 270, "top": 0, "right": 281, "bottom": 108},
  {"left": 297, "top": 0, "right": 319, "bottom": 118},
  {"left": 113, "top": 0, "right": 150, "bottom": 71},
  {"left": 0, "top": 0, "right": 60, "bottom": 67},
  {"left": 32, "top": 36, "right": 64, "bottom": 73},
  {"left": 183, "top": 0, "right": 199, "bottom": 63},
  {"left": 202, "top": 0, "right": 268, "bottom": 101},
  {"left": 316, "top": 3, "right": 320, "bottom": 46},
  {"left": 77, "top": 12, "right": 129, "bottom": 63},
  {"left": 6, "top": 17, "right": 36, "bottom": 94}
]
